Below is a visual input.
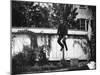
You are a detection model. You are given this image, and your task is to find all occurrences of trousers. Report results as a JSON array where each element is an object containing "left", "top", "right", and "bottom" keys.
[{"left": 57, "top": 35, "right": 68, "bottom": 51}]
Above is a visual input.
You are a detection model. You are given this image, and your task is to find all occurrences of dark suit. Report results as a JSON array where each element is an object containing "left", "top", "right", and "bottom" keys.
[{"left": 57, "top": 23, "right": 68, "bottom": 51}]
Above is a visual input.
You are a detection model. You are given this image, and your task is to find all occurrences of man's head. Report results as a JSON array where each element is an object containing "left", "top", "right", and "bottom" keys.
[{"left": 60, "top": 20, "right": 63, "bottom": 24}]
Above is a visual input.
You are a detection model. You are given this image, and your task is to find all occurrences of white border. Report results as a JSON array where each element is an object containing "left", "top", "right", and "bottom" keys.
[
  {"left": 17, "top": 0, "right": 97, "bottom": 5},
  {"left": 0, "top": 0, "right": 99, "bottom": 75}
]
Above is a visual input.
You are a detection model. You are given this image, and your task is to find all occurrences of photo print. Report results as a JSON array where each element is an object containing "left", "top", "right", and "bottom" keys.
[{"left": 11, "top": 0, "right": 96, "bottom": 74}]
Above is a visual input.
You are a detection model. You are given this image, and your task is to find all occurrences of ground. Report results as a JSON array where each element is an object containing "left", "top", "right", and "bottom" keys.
[{"left": 12, "top": 59, "right": 90, "bottom": 74}]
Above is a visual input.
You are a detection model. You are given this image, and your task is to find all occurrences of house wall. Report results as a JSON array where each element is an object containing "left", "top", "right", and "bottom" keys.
[
  {"left": 73, "top": 5, "right": 92, "bottom": 19},
  {"left": 11, "top": 32, "right": 90, "bottom": 60}
]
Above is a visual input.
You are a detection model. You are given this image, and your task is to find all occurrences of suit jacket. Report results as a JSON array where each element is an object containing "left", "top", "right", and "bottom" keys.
[{"left": 57, "top": 24, "right": 68, "bottom": 36}]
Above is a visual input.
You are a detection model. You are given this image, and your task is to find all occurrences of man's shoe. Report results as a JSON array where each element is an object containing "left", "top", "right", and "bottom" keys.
[
  {"left": 60, "top": 47, "right": 64, "bottom": 51},
  {"left": 65, "top": 47, "right": 68, "bottom": 51}
]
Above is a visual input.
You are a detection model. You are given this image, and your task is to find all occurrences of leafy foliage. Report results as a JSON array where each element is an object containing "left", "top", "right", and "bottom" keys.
[
  {"left": 12, "top": 1, "right": 78, "bottom": 28},
  {"left": 51, "top": 4, "right": 78, "bottom": 28}
]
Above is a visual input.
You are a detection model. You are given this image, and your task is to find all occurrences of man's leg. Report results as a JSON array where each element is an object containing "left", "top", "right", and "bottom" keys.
[
  {"left": 62, "top": 36, "right": 68, "bottom": 51},
  {"left": 57, "top": 36, "right": 64, "bottom": 51}
]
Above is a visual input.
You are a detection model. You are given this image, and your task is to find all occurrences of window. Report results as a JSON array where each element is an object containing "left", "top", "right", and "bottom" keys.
[
  {"left": 77, "top": 18, "right": 88, "bottom": 31},
  {"left": 68, "top": 18, "right": 88, "bottom": 31},
  {"left": 80, "top": 19, "right": 85, "bottom": 30}
]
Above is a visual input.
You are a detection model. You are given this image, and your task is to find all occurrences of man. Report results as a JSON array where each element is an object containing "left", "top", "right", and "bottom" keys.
[{"left": 57, "top": 20, "right": 68, "bottom": 51}]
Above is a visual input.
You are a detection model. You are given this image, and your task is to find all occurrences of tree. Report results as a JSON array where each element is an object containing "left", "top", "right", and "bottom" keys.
[
  {"left": 12, "top": 1, "right": 50, "bottom": 27},
  {"left": 50, "top": 3, "right": 78, "bottom": 28},
  {"left": 12, "top": 1, "right": 78, "bottom": 28}
]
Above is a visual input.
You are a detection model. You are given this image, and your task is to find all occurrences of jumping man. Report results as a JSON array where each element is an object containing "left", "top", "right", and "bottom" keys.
[{"left": 57, "top": 20, "right": 68, "bottom": 51}]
